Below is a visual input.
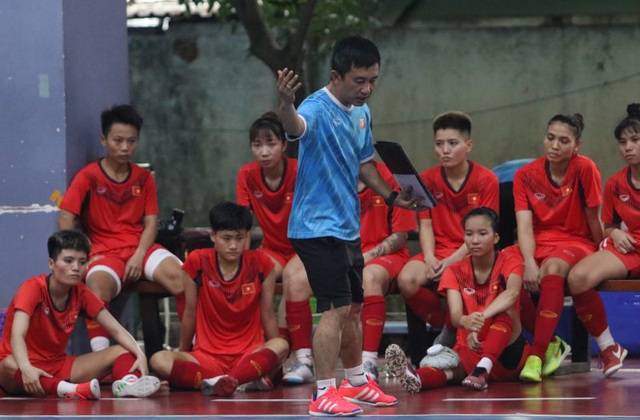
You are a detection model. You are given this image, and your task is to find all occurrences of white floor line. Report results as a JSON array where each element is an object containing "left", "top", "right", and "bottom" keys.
[
  {"left": 444, "top": 396, "right": 596, "bottom": 402},
  {"left": 212, "top": 398, "right": 309, "bottom": 402}
]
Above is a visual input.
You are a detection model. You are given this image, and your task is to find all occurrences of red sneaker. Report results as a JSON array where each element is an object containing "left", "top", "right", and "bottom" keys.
[
  {"left": 201, "top": 375, "right": 239, "bottom": 396},
  {"left": 461, "top": 367, "right": 489, "bottom": 390},
  {"left": 600, "top": 343, "right": 628, "bottom": 377},
  {"left": 66, "top": 378, "right": 100, "bottom": 400},
  {"left": 309, "top": 386, "right": 363, "bottom": 416},
  {"left": 338, "top": 377, "right": 397, "bottom": 407}
]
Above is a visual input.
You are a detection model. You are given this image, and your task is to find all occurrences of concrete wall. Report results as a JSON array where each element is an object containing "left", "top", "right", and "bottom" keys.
[
  {"left": 129, "top": 20, "right": 640, "bottom": 227},
  {"left": 0, "top": 0, "right": 129, "bottom": 307}
]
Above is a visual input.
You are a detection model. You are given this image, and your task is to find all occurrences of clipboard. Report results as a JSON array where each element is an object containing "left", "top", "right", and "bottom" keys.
[{"left": 374, "top": 141, "right": 437, "bottom": 209}]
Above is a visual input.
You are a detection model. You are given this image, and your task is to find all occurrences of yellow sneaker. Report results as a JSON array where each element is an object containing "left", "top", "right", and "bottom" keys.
[
  {"left": 542, "top": 336, "right": 571, "bottom": 377},
  {"left": 520, "top": 355, "right": 542, "bottom": 383}
]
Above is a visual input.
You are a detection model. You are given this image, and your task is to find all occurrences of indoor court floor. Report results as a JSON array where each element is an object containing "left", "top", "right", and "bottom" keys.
[{"left": 1, "top": 357, "right": 639, "bottom": 419}]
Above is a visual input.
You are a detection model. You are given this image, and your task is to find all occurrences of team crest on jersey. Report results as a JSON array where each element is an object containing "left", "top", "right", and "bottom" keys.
[
  {"left": 242, "top": 283, "right": 256, "bottom": 295},
  {"left": 534, "top": 192, "right": 545, "bottom": 200},
  {"left": 620, "top": 194, "right": 630, "bottom": 202},
  {"left": 96, "top": 186, "right": 107, "bottom": 195},
  {"left": 44, "top": 306, "right": 50, "bottom": 315},
  {"left": 285, "top": 192, "right": 293, "bottom": 203},
  {"left": 491, "top": 283, "right": 499, "bottom": 292},
  {"left": 373, "top": 196, "right": 384, "bottom": 206},
  {"left": 463, "top": 287, "right": 475, "bottom": 296},
  {"left": 435, "top": 191, "right": 444, "bottom": 200},
  {"left": 254, "top": 191, "right": 264, "bottom": 199},
  {"left": 132, "top": 185, "right": 142, "bottom": 196},
  {"left": 561, "top": 185, "right": 572, "bottom": 197},
  {"left": 468, "top": 193, "right": 479, "bottom": 205},
  {"left": 359, "top": 119, "right": 366, "bottom": 129}
]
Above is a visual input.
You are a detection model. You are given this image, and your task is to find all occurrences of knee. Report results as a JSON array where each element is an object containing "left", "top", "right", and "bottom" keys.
[
  {"left": 567, "top": 267, "right": 589, "bottom": 295},
  {"left": 362, "top": 271, "right": 383, "bottom": 296},
  {"left": 155, "top": 263, "right": 185, "bottom": 295},
  {"left": 149, "top": 351, "right": 172, "bottom": 377}
]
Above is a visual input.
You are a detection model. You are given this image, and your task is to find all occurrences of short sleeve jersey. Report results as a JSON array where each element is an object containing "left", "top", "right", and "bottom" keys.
[
  {"left": 182, "top": 248, "right": 275, "bottom": 356},
  {"left": 0, "top": 275, "right": 105, "bottom": 365},
  {"left": 513, "top": 155, "right": 602, "bottom": 247},
  {"left": 417, "top": 161, "right": 499, "bottom": 258},
  {"left": 602, "top": 167, "right": 640, "bottom": 242},
  {"left": 438, "top": 251, "right": 523, "bottom": 349},
  {"left": 359, "top": 161, "right": 417, "bottom": 255},
  {"left": 287, "top": 87, "right": 375, "bottom": 241},
  {"left": 59, "top": 160, "right": 158, "bottom": 256},
  {"left": 236, "top": 158, "right": 297, "bottom": 254}
]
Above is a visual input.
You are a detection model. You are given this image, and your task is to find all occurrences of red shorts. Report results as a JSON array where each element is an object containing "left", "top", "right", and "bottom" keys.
[
  {"left": 88, "top": 244, "right": 180, "bottom": 291},
  {"left": 408, "top": 247, "right": 458, "bottom": 263},
  {"left": 367, "top": 251, "right": 410, "bottom": 281},
  {"left": 259, "top": 246, "right": 296, "bottom": 269},
  {"left": 454, "top": 343, "right": 529, "bottom": 382},
  {"left": 502, "top": 242, "right": 595, "bottom": 269},
  {"left": 190, "top": 344, "right": 262, "bottom": 376},
  {"left": 32, "top": 356, "right": 76, "bottom": 380},
  {"left": 600, "top": 238, "right": 640, "bottom": 278}
]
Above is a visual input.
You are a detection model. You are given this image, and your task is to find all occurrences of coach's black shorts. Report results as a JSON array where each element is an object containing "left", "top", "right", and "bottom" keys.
[{"left": 291, "top": 236, "right": 364, "bottom": 312}]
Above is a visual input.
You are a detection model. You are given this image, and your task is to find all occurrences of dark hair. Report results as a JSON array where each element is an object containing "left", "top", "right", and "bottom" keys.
[
  {"left": 48, "top": 230, "right": 91, "bottom": 261},
  {"left": 547, "top": 113, "right": 584, "bottom": 140},
  {"left": 463, "top": 207, "right": 499, "bottom": 233},
  {"left": 101, "top": 104, "right": 144, "bottom": 136},
  {"left": 432, "top": 111, "right": 472, "bottom": 136},
  {"left": 331, "top": 36, "right": 381, "bottom": 77},
  {"left": 209, "top": 201, "right": 252, "bottom": 232},
  {"left": 614, "top": 103, "right": 640, "bottom": 140},
  {"left": 249, "top": 111, "right": 286, "bottom": 144}
]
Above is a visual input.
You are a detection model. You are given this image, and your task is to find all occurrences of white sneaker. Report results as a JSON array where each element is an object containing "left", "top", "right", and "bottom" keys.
[
  {"left": 236, "top": 376, "right": 274, "bottom": 392},
  {"left": 112, "top": 375, "right": 161, "bottom": 398},
  {"left": 282, "top": 360, "right": 314, "bottom": 385},
  {"left": 419, "top": 344, "right": 460, "bottom": 369},
  {"left": 384, "top": 344, "right": 422, "bottom": 394}
]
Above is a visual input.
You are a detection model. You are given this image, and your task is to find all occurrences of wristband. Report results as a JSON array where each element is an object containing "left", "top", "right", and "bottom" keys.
[{"left": 384, "top": 191, "right": 399, "bottom": 206}]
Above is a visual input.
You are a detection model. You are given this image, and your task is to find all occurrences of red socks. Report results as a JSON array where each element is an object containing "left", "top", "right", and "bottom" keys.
[
  {"left": 531, "top": 274, "right": 565, "bottom": 357},
  {"left": 404, "top": 288, "right": 445, "bottom": 328},
  {"left": 112, "top": 352, "right": 141, "bottom": 380},
  {"left": 87, "top": 301, "right": 110, "bottom": 344},
  {"left": 480, "top": 313, "right": 513, "bottom": 362},
  {"left": 229, "top": 348, "right": 280, "bottom": 384},
  {"left": 519, "top": 289, "right": 536, "bottom": 334},
  {"left": 572, "top": 289, "right": 608, "bottom": 337},
  {"left": 362, "top": 296, "right": 386, "bottom": 353},
  {"left": 169, "top": 360, "right": 218, "bottom": 390},
  {"left": 285, "top": 300, "right": 313, "bottom": 351},
  {"left": 14, "top": 370, "right": 60, "bottom": 396},
  {"left": 415, "top": 366, "right": 447, "bottom": 390}
]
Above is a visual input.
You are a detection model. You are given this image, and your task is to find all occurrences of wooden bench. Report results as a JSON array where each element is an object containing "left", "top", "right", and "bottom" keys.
[{"left": 558, "top": 279, "right": 640, "bottom": 374}]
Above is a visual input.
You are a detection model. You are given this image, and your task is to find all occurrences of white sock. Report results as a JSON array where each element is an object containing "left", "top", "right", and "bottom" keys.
[
  {"left": 477, "top": 357, "right": 493, "bottom": 373},
  {"left": 56, "top": 381, "right": 76, "bottom": 397},
  {"left": 344, "top": 365, "right": 367, "bottom": 386},
  {"left": 362, "top": 350, "right": 378, "bottom": 364},
  {"left": 90, "top": 336, "right": 110, "bottom": 352},
  {"left": 295, "top": 348, "right": 313, "bottom": 366},
  {"left": 595, "top": 327, "right": 615, "bottom": 351},
  {"left": 443, "top": 369, "right": 454, "bottom": 381},
  {"left": 316, "top": 378, "right": 336, "bottom": 397}
]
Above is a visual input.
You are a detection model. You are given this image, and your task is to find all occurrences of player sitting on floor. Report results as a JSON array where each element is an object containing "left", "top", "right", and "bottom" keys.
[
  {"left": 150, "top": 202, "right": 289, "bottom": 395},
  {"left": 0, "top": 230, "right": 160, "bottom": 400},
  {"left": 386, "top": 207, "right": 529, "bottom": 392}
]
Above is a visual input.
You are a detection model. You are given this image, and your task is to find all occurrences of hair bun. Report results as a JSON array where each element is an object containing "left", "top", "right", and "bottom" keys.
[{"left": 627, "top": 103, "right": 640, "bottom": 118}]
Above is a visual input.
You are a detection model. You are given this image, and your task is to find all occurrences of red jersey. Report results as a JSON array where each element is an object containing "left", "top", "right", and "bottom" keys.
[
  {"left": 182, "top": 248, "right": 275, "bottom": 356},
  {"left": 418, "top": 161, "right": 499, "bottom": 258},
  {"left": 236, "top": 158, "right": 297, "bottom": 255},
  {"left": 513, "top": 155, "right": 602, "bottom": 247},
  {"left": 0, "top": 275, "right": 104, "bottom": 365},
  {"left": 59, "top": 160, "right": 158, "bottom": 256},
  {"left": 602, "top": 167, "right": 640, "bottom": 242},
  {"left": 359, "top": 161, "right": 416, "bottom": 255},
  {"left": 438, "top": 251, "right": 523, "bottom": 349}
]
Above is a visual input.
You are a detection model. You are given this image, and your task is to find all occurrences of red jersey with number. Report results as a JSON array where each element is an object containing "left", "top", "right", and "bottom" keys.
[
  {"left": 0, "top": 275, "right": 105, "bottom": 365},
  {"left": 182, "top": 248, "right": 275, "bottom": 356},
  {"left": 59, "top": 160, "right": 158, "bottom": 256},
  {"left": 602, "top": 167, "right": 640, "bottom": 242},
  {"left": 513, "top": 155, "right": 601, "bottom": 247},
  {"left": 359, "top": 161, "right": 416, "bottom": 255},
  {"left": 438, "top": 251, "right": 523, "bottom": 348},
  {"left": 418, "top": 161, "right": 499, "bottom": 258},
  {"left": 236, "top": 158, "right": 297, "bottom": 255}
]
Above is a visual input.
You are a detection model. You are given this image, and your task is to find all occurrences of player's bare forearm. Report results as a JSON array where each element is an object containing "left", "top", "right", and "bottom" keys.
[
  {"left": 366, "top": 232, "right": 408, "bottom": 260},
  {"left": 360, "top": 161, "right": 393, "bottom": 198}
]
